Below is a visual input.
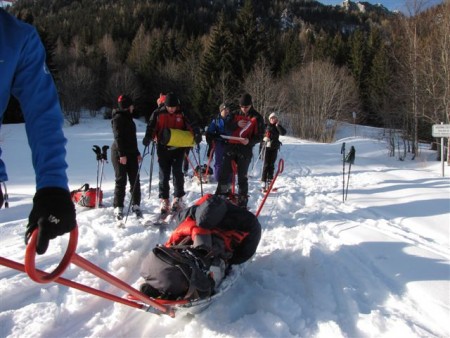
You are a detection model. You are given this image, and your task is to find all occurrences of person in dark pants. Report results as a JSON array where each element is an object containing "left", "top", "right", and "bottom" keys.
[
  {"left": 111, "top": 95, "right": 142, "bottom": 221},
  {"left": 206, "top": 102, "right": 231, "bottom": 183},
  {"left": 261, "top": 112, "right": 286, "bottom": 191},
  {"left": 215, "top": 93, "right": 264, "bottom": 208},
  {"left": 143, "top": 93, "right": 202, "bottom": 216}
]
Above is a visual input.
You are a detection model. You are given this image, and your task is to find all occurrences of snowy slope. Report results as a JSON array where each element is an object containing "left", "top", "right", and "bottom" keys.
[{"left": 0, "top": 115, "right": 449, "bottom": 338}]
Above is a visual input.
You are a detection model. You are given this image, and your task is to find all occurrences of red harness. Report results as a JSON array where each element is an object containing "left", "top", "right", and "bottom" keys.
[{"left": 165, "top": 194, "right": 249, "bottom": 252}]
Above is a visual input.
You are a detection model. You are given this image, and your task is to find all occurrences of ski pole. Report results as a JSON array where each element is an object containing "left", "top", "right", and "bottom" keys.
[
  {"left": 194, "top": 144, "right": 203, "bottom": 196},
  {"left": 204, "top": 141, "right": 215, "bottom": 178},
  {"left": 1, "top": 181, "right": 9, "bottom": 208},
  {"left": 345, "top": 146, "right": 356, "bottom": 201},
  {"left": 95, "top": 145, "right": 109, "bottom": 208},
  {"left": 184, "top": 149, "right": 197, "bottom": 174},
  {"left": 341, "top": 142, "right": 346, "bottom": 203},
  {"left": 92, "top": 145, "right": 102, "bottom": 208},
  {"left": 148, "top": 141, "right": 155, "bottom": 199},
  {"left": 251, "top": 141, "right": 266, "bottom": 175},
  {"left": 125, "top": 146, "right": 149, "bottom": 224}
]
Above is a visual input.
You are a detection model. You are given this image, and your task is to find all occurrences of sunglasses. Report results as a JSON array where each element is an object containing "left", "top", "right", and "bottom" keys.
[{"left": 240, "top": 105, "right": 251, "bottom": 109}]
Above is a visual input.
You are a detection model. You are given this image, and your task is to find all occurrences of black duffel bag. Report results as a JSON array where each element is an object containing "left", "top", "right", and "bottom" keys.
[{"left": 140, "top": 245, "right": 214, "bottom": 300}]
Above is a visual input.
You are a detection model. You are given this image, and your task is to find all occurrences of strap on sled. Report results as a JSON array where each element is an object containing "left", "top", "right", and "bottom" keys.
[{"left": 153, "top": 246, "right": 212, "bottom": 300}]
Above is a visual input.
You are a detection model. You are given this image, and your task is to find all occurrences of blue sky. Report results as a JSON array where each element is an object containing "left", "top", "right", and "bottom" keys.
[{"left": 318, "top": 0, "right": 443, "bottom": 13}]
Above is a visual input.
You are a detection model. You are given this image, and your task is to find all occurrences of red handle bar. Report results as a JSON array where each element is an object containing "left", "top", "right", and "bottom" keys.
[
  {"left": 21, "top": 225, "right": 173, "bottom": 316},
  {"left": 255, "top": 158, "right": 284, "bottom": 217},
  {"left": 25, "top": 226, "right": 78, "bottom": 283}
]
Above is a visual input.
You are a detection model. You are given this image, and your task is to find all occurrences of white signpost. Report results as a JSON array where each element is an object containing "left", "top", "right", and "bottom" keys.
[{"left": 432, "top": 123, "right": 450, "bottom": 177}]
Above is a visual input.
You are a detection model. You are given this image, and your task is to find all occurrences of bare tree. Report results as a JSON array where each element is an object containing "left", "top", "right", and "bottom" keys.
[
  {"left": 243, "top": 58, "right": 288, "bottom": 121},
  {"left": 285, "top": 60, "right": 359, "bottom": 142},
  {"left": 58, "top": 64, "right": 98, "bottom": 125},
  {"left": 103, "top": 66, "right": 141, "bottom": 108},
  {"left": 127, "top": 25, "right": 152, "bottom": 71}
]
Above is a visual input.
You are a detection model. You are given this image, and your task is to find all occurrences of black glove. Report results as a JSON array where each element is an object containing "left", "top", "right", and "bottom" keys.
[
  {"left": 194, "top": 133, "right": 203, "bottom": 145},
  {"left": 25, "top": 187, "right": 76, "bottom": 255},
  {"left": 142, "top": 136, "right": 151, "bottom": 147}
]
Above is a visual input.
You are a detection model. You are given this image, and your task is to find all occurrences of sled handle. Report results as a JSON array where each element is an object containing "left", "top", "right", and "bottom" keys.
[
  {"left": 256, "top": 158, "right": 284, "bottom": 217},
  {"left": 277, "top": 158, "right": 285, "bottom": 174},
  {"left": 25, "top": 226, "right": 78, "bottom": 283}
]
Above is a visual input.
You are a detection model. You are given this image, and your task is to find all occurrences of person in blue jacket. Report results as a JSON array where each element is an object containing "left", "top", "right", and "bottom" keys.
[
  {"left": 206, "top": 102, "right": 231, "bottom": 182},
  {"left": 0, "top": 9, "right": 76, "bottom": 254}
]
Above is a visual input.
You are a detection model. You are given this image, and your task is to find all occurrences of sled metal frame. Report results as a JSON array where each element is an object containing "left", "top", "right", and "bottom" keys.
[{"left": 0, "top": 226, "right": 174, "bottom": 317}]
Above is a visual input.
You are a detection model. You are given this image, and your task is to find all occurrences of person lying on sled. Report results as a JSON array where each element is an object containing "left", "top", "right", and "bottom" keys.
[{"left": 139, "top": 193, "right": 261, "bottom": 301}]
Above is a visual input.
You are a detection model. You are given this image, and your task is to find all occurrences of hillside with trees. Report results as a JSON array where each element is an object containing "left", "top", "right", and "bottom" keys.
[{"left": 4, "top": 0, "right": 449, "bottom": 160}]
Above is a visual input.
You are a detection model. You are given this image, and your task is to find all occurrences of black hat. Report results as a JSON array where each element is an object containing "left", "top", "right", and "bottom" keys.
[
  {"left": 165, "top": 93, "right": 180, "bottom": 107},
  {"left": 239, "top": 93, "right": 252, "bottom": 106},
  {"left": 118, "top": 95, "right": 133, "bottom": 110}
]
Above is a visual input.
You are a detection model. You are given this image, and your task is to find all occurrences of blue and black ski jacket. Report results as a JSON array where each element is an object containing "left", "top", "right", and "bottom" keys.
[{"left": 0, "top": 10, "right": 69, "bottom": 190}]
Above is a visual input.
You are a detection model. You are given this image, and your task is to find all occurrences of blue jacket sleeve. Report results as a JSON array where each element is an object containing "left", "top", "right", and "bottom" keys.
[{"left": 9, "top": 19, "right": 69, "bottom": 190}]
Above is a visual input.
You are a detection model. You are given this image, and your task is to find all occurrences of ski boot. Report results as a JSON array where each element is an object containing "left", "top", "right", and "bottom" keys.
[
  {"left": 114, "top": 207, "right": 124, "bottom": 221},
  {"left": 171, "top": 197, "right": 185, "bottom": 214},
  {"left": 160, "top": 198, "right": 170, "bottom": 218},
  {"left": 237, "top": 194, "right": 248, "bottom": 209},
  {"left": 132, "top": 204, "right": 143, "bottom": 218}
]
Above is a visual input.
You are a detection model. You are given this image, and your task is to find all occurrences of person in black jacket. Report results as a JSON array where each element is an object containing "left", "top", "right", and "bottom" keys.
[
  {"left": 261, "top": 112, "right": 286, "bottom": 191},
  {"left": 111, "top": 95, "right": 142, "bottom": 221}
]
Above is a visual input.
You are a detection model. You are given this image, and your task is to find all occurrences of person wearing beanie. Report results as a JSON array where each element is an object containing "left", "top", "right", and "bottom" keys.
[
  {"left": 239, "top": 93, "right": 253, "bottom": 107},
  {"left": 142, "top": 92, "right": 202, "bottom": 217},
  {"left": 260, "top": 112, "right": 287, "bottom": 191},
  {"left": 118, "top": 94, "right": 133, "bottom": 110},
  {"left": 111, "top": 94, "right": 143, "bottom": 221},
  {"left": 215, "top": 92, "right": 264, "bottom": 208},
  {"left": 206, "top": 102, "right": 232, "bottom": 182}
]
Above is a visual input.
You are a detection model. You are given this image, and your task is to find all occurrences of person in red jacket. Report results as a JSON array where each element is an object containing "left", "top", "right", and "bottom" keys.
[
  {"left": 215, "top": 93, "right": 264, "bottom": 208},
  {"left": 143, "top": 93, "right": 202, "bottom": 216}
]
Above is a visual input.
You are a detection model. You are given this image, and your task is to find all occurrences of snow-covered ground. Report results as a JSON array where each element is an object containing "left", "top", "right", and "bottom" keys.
[{"left": 0, "top": 115, "right": 449, "bottom": 338}]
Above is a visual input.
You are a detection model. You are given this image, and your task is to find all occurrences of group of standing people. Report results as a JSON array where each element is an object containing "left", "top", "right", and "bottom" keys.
[
  {"left": 110, "top": 90, "right": 287, "bottom": 221},
  {"left": 206, "top": 93, "right": 287, "bottom": 205}
]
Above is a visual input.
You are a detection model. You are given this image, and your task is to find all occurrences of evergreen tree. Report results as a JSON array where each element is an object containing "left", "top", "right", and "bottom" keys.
[
  {"left": 232, "top": 0, "right": 265, "bottom": 82},
  {"left": 279, "top": 30, "right": 304, "bottom": 76},
  {"left": 365, "top": 28, "right": 391, "bottom": 126},
  {"left": 194, "top": 11, "right": 235, "bottom": 118}
]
